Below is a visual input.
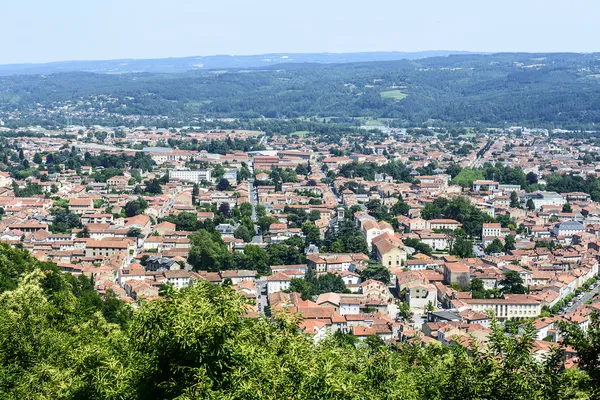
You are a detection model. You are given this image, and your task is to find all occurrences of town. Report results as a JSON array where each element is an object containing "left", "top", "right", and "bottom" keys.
[{"left": 0, "top": 123, "right": 598, "bottom": 364}]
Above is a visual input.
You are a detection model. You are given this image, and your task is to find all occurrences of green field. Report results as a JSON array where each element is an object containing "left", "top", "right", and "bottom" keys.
[
  {"left": 291, "top": 130, "right": 310, "bottom": 136},
  {"left": 380, "top": 90, "right": 408, "bottom": 100}
]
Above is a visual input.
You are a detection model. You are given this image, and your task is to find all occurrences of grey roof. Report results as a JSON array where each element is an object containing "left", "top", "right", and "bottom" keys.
[
  {"left": 554, "top": 220, "right": 585, "bottom": 230},
  {"left": 429, "top": 310, "right": 461, "bottom": 321},
  {"left": 146, "top": 256, "right": 175, "bottom": 266}
]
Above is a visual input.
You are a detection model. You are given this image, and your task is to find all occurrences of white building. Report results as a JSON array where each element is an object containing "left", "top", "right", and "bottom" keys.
[
  {"left": 552, "top": 220, "right": 585, "bottom": 237},
  {"left": 266, "top": 272, "right": 292, "bottom": 294},
  {"left": 339, "top": 298, "right": 361, "bottom": 316},
  {"left": 0, "top": 171, "right": 13, "bottom": 188},
  {"left": 340, "top": 271, "right": 361, "bottom": 286},
  {"left": 472, "top": 180, "right": 499, "bottom": 191},
  {"left": 419, "top": 232, "right": 448, "bottom": 251},
  {"left": 464, "top": 294, "right": 542, "bottom": 319},
  {"left": 163, "top": 270, "right": 191, "bottom": 289},
  {"left": 169, "top": 168, "right": 212, "bottom": 184},
  {"left": 482, "top": 223, "right": 502, "bottom": 238},
  {"left": 405, "top": 282, "right": 437, "bottom": 315},
  {"left": 520, "top": 191, "right": 565, "bottom": 210}
]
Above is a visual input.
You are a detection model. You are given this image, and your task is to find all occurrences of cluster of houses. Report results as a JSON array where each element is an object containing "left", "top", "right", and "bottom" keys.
[{"left": 0, "top": 126, "right": 599, "bottom": 355}]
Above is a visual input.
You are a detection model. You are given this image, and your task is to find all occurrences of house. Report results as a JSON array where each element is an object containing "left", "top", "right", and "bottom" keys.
[
  {"left": 145, "top": 256, "right": 177, "bottom": 271},
  {"left": 106, "top": 176, "right": 130, "bottom": 187},
  {"left": 7, "top": 222, "right": 48, "bottom": 233},
  {"left": 0, "top": 171, "right": 13, "bottom": 187},
  {"left": 174, "top": 192, "right": 194, "bottom": 207},
  {"left": 404, "top": 281, "right": 437, "bottom": 315},
  {"left": 154, "top": 221, "right": 176, "bottom": 235},
  {"left": 406, "top": 259, "right": 428, "bottom": 271},
  {"left": 216, "top": 224, "right": 236, "bottom": 236},
  {"left": 443, "top": 262, "right": 470, "bottom": 286},
  {"left": 472, "top": 180, "right": 499, "bottom": 191},
  {"left": 117, "top": 264, "right": 146, "bottom": 285},
  {"left": 419, "top": 232, "right": 448, "bottom": 251},
  {"left": 84, "top": 239, "right": 134, "bottom": 260},
  {"left": 266, "top": 272, "right": 292, "bottom": 294},
  {"left": 340, "top": 271, "right": 361, "bottom": 286},
  {"left": 552, "top": 220, "right": 585, "bottom": 237},
  {"left": 406, "top": 217, "right": 428, "bottom": 232},
  {"left": 316, "top": 293, "right": 362, "bottom": 316},
  {"left": 80, "top": 213, "right": 113, "bottom": 225},
  {"left": 124, "top": 214, "right": 152, "bottom": 235},
  {"left": 482, "top": 223, "right": 502, "bottom": 238},
  {"left": 463, "top": 294, "right": 542, "bottom": 320},
  {"left": 519, "top": 191, "right": 565, "bottom": 210},
  {"left": 220, "top": 270, "right": 257, "bottom": 284},
  {"left": 339, "top": 296, "right": 362, "bottom": 315},
  {"left": 429, "top": 219, "right": 461, "bottom": 231},
  {"left": 437, "top": 323, "right": 490, "bottom": 347},
  {"left": 299, "top": 320, "right": 329, "bottom": 343},
  {"left": 163, "top": 269, "right": 191, "bottom": 289},
  {"left": 361, "top": 219, "right": 394, "bottom": 250},
  {"left": 372, "top": 232, "right": 407, "bottom": 269},
  {"left": 69, "top": 198, "right": 94, "bottom": 214}
]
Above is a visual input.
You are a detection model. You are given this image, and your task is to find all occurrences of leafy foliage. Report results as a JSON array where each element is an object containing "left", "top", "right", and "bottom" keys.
[
  {"left": 421, "top": 196, "right": 495, "bottom": 238},
  {"left": 288, "top": 270, "right": 349, "bottom": 300},
  {"left": 360, "top": 263, "right": 391, "bottom": 284}
]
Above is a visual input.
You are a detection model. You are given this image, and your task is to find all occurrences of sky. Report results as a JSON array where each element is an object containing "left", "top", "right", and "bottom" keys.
[{"left": 1, "top": 0, "right": 598, "bottom": 64}]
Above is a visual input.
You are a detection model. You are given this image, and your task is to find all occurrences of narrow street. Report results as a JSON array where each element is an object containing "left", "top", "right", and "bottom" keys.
[{"left": 565, "top": 285, "right": 599, "bottom": 313}]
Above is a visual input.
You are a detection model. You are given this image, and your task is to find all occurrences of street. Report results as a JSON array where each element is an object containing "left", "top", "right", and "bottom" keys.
[
  {"left": 565, "top": 285, "right": 599, "bottom": 313},
  {"left": 255, "top": 278, "right": 268, "bottom": 315}
]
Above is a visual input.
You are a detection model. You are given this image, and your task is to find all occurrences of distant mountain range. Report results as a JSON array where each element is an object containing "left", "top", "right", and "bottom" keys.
[{"left": 0, "top": 51, "right": 484, "bottom": 75}]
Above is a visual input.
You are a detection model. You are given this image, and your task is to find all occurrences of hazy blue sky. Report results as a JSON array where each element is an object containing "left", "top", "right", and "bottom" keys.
[{"left": 1, "top": 0, "right": 597, "bottom": 64}]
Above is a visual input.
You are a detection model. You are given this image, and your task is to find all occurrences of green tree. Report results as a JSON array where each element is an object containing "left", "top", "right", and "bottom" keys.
[
  {"left": 234, "top": 225, "right": 253, "bottom": 243},
  {"left": 217, "top": 178, "right": 231, "bottom": 191},
  {"left": 239, "top": 202, "right": 253, "bottom": 219},
  {"left": 500, "top": 270, "right": 527, "bottom": 294},
  {"left": 390, "top": 199, "right": 410, "bottom": 216},
  {"left": 302, "top": 221, "right": 321, "bottom": 247},
  {"left": 163, "top": 211, "right": 202, "bottom": 231},
  {"left": 451, "top": 237, "right": 474, "bottom": 258},
  {"left": 144, "top": 178, "right": 163, "bottom": 194},
  {"left": 526, "top": 198, "right": 535, "bottom": 210},
  {"left": 562, "top": 202, "right": 572, "bottom": 213},
  {"left": 402, "top": 238, "right": 433, "bottom": 256},
  {"left": 504, "top": 234, "right": 516, "bottom": 252},
  {"left": 242, "top": 245, "right": 269, "bottom": 275},
  {"left": 288, "top": 277, "right": 313, "bottom": 300},
  {"left": 257, "top": 214, "right": 277, "bottom": 231},
  {"left": 510, "top": 191, "right": 520, "bottom": 208},
  {"left": 559, "top": 311, "right": 600, "bottom": 397},
  {"left": 398, "top": 301, "right": 413, "bottom": 320},
  {"left": 316, "top": 273, "right": 347, "bottom": 293},
  {"left": 526, "top": 171, "right": 538, "bottom": 185},
  {"left": 124, "top": 198, "right": 148, "bottom": 217},
  {"left": 127, "top": 227, "right": 142, "bottom": 238},
  {"left": 77, "top": 225, "right": 90, "bottom": 238},
  {"left": 485, "top": 238, "right": 505, "bottom": 255},
  {"left": 360, "top": 263, "right": 391, "bottom": 284},
  {"left": 187, "top": 229, "right": 231, "bottom": 271},
  {"left": 470, "top": 277, "right": 487, "bottom": 299}
]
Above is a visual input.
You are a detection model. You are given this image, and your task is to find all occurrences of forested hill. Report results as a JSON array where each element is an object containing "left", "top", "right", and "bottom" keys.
[
  {"left": 2, "top": 52, "right": 600, "bottom": 128},
  {"left": 0, "top": 51, "right": 477, "bottom": 75}
]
